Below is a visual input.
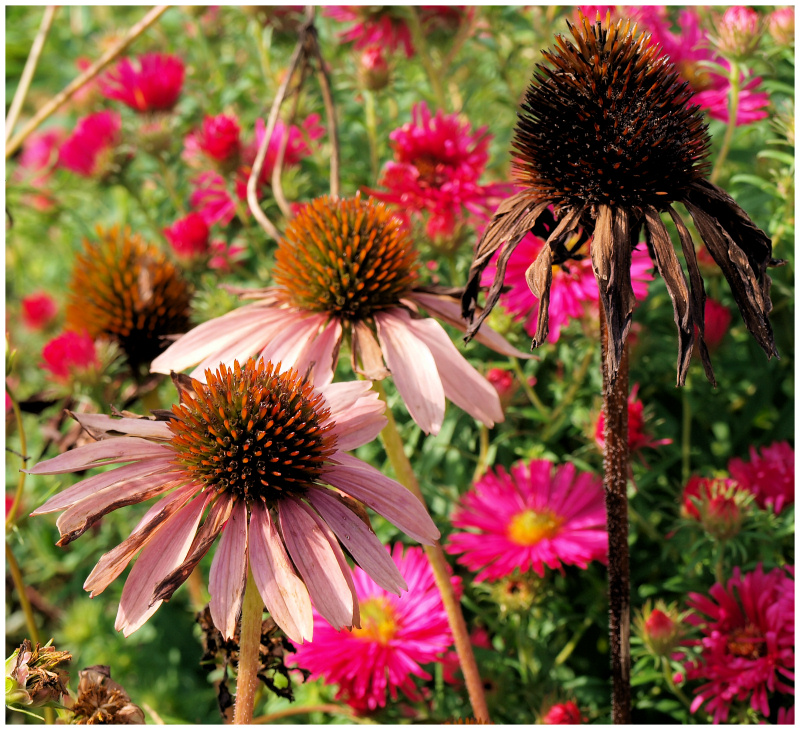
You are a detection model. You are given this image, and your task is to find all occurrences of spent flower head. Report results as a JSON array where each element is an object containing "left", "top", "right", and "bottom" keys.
[
  {"left": 5, "top": 639, "right": 71, "bottom": 712},
  {"left": 66, "top": 665, "right": 144, "bottom": 724}
]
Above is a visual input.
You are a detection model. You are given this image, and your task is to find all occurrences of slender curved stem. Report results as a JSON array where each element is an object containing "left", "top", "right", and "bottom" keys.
[
  {"left": 6, "top": 5, "right": 170, "bottom": 158},
  {"left": 511, "top": 356, "right": 549, "bottom": 416},
  {"left": 554, "top": 616, "right": 593, "bottom": 666},
  {"left": 307, "top": 30, "right": 340, "bottom": 198},
  {"left": 233, "top": 566, "right": 264, "bottom": 725},
  {"left": 681, "top": 385, "right": 692, "bottom": 485},
  {"left": 373, "top": 381, "right": 491, "bottom": 723},
  {"left": 710, "top": 60, "right": 741, "bottom": 185},
  {"left": 5, "top": 6, "right": 57, "bottom": 142},
  {"left": 5, "top": 544, "right": 39, "bottom": 643},
  {"left": 660, "top": 656, "right": 693, "bottom": 711},
  {"left": 472, "top": 424, "right": 490, "bottom": 482}
]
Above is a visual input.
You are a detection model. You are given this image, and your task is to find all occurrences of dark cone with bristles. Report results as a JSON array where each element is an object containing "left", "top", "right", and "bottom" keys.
[
  {"left": 66, "top": 225, "right": 192, "bottom": 371},
  {"left": 462, "top": 13, "right": 781, "bottom": 386}
]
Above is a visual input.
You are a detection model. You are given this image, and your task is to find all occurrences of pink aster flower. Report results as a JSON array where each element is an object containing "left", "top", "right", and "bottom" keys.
[
  {"left": 100, "top": 53, "right": 185, "bottom": 113},
  {"left": 58, "top": 111, "right": 122, "bottom": 177},
  {"left": 446, "top": 460, "right": 608, "bottom": 582},
  {"left": 13, "top": 127, "right": 65, "bottom": 207},
  {"left": 542, "top": 700, "right": 585, "bottom": 724},
  {"left": 29, "top": 359, "right": 439, "bottom": 642},
  {"left": 482, "top": 219, "right": 653, "bottom": 343},
  {"left": 699, "top": 299, "right": 732, "bottom": 351},
  {"left": 163, "top": 212, "right": 210, "bottom": 261},
  {"left": 728, "top": 441, "right": 795, "bottom": 515},
  {"left": 184, "top": 113, "right": 241, "bottom": 166},
  {"left": 291, "top": 544, "right": 455, "bottom": 711},
  {"left": 369, "top": 102, "right": 509, "bottom": 240},
  {"left": 325, "top": 6, "right": 416, "bottom": 57},
  {"left": 21, "top": 292, "right": 58, "bottom": 331},
  {"left": 684, "top": 564, "right": 794, "bottom": 723},
  {"left": 595, "top": 384, "right": 672, "bottom": 454},
  {"left": 153, "top": 194, "right": 526, "bottom": 435},
  {"left": 41, "top": 330, "right": 99, "bottom": 383}
]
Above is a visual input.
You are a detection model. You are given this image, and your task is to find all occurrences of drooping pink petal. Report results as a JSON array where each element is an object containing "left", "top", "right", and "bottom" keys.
[
  {"left": 249, "top": 500, "right": 313, "bottom": 644},
  {"left": 115, "top": 491, "right": 210, "bottom": 636},
  {"left": 27, "top": 437, "right": 172, "bottom": 475},
  {"left": 292, "top": 317, "right": 343, "bottom": 386},
  {"left": 278, "top": 498, "right": 355, "bottom": 630},
  {"left": 209, "top": 499, "right": 248, "bottom": 640},
  {"left": 306, "top": 488, "right": 407, "bottom": 595},
  {"left": 402, "top": 315, "right": 504, "bottom": 427},
  {"left": 320, "top": 381, "right": 386, "bottom": 451},
  {"left": 374, "top": 309, "right": 445, "bottom": 434},
  {"left": 325, "top": 453, "right": 439, "bottom": 544},
  {"left": 72, "top": 412, "right": 173, "bottom": 440},
  {"left": 258, "top": 312, "right": 329, "bottom": 373}
]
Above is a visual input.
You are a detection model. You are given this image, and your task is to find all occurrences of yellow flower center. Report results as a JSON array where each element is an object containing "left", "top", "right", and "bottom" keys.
[
  {"left": 507, "top": 509, "right": 562, "bottom": 546},
  {"left": 351, "top": 597, "right": 398, "bottom": 645}
]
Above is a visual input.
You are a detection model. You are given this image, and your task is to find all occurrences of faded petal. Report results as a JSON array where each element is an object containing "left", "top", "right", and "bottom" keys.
[
  {"left": 320, "top": 381, "right": 386, "bottom": 451},
  {"left": 27, "top": 437, "right": 171, "bottom": 475},
  {"left": 72, "top": 412, "right": 172, "bottom": 440},
  {"left": 295, "top": 317, "right": 342, "bottom": 386},
  {"left": 258, "top": 312, "right": 329, "bottom": 375},
  {"left": 209, "top": 499, "right": 248, "bottom": 640}
]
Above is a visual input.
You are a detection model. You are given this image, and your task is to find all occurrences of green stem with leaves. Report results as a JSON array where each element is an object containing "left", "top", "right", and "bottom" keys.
[
  {"left": 710, "top": 60, "right": 741, "bottom": 185},
  {"left": 364, "top": 89, "right": 380, "bottom": 182},
  {"left": 661, "top": 656, "right": 693, "bottom": 711},
  {"left": 511, "top": 356, "right": 550, "bottom": 416},
  {"left": 233, "top": 566, "right": 264, "bottom": 725},
  {"left": 541, "top": 347, "right": 594, "bottom": 441}
]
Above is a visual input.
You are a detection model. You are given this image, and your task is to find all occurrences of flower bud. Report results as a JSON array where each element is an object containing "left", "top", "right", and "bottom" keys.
[
  {"left": 712, "top": 6, "right": 764, "bottom": 62},
  {"left": 768, "top": 7, "right": 794, "bottom": 46},
  {"left": 358, "top": 45, "right": 390, "bottom": 91},
  {"left": 164, "top": 212, "right": 211, "bottom": 261},
  {"left": 486, "top": 367, "right": 516, "bottom": 407},
  {"left": 542, "top": 700, "right": 585, "bottom": 724},
  {"left": 681, "top": 476, "right": 747, "bottom": 541},
  {"left": 42, "top": 331, "right": 100, "bottom": 385},
  {"left": 634, "top": 600, "right": 684, "bottom": 658}
]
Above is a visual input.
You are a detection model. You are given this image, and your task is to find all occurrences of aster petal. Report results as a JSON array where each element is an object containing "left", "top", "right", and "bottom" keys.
[
  {"left": 115, "top": 490, "right": 210, "bottom": 636},
  {"left": 249, "top": 501, "right": 313, "bottom": 644},
  {"left": 319, "top": 381, "right": 387, "bottom": 451},
  {"left": 401, "top": 316, "right": 503, "bottom": 427},
  {"left": 325, "top": 453, "right": 439, "bottom": 544},
  {"left": 374, "top": 309, "right": 445, "bottom": 434},
  {"left": 306, "top": 488, "right": 407, "bottom": 595},
  {"left": 208, "top": 499, "right": 248, "bottom": 640},
  {"left": 279, "top": 498, "right": 354, "bottom": 630},
  {"left": 71, "top": 412, "right": 172, "bottom": 440},
  {"left": 27, "top": 437, "right": 172, "bottom": 475},
  {"left": 150, "top": 303, "right": 277, "bottom": 374}
]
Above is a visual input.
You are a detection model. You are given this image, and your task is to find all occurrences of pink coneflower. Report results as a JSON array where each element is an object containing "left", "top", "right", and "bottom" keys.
[
  {"left": 446, "top": 460, "right": 608, "bottom": 582},
  {"left": 728, "top": 441, "right": 795, "bottom": 515},
  {"left": 21, "top": 293, "right": 58, "bottom": 330},
  {"left": 684, "top": 564, "right": 794, "bottom": 723},
  {"left": 29, "top": 359, "right": 439, "bottom": 642},
  {"left": 153, "top": 194, "right": 524, "bottom": 435},
  {"left": 100, "top": 53, "right": 185, "bottom": 113},
  {"left": 164, "top": 212, "right": 210, "bottom": 261},
  {"left": 189, "top": 115, "right": 324, "bottom": 227},
  {"left": 58, "top": 111, "right": 122, "bottom": 178},
  {"left": 291, "top": 544, "right": 455, "bottom": 711},
  {"left": 370, "top": 102, "right": 508, "bottom": 240},
  {"left": 595, "top": 384, "right": 672, "bottom": 454},
  {"left": 482, "top": 218, "right": 653, "bottom": 343},
  {"left": 542, "top": 700, "right": 585, "bottom": 724},
  {"left": 41, "top": 331, "right": 99, "bottom": 383}
]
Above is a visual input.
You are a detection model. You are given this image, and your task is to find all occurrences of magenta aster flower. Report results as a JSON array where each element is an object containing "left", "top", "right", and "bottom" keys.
[
  {"left": 100, "top": 53, "right": 184, "bottom": 113},
  {"left": 324, "top": 6, "right": 416, "bottom": 57},
  {"left": 153, "top": 194, "right": 524, "bottom": 435},
  {"left": 29, "top": 359, "right": 439, "bottom": 642},
  {"left": 481, "top": 219, "right": 653, "bottom": 343},
  {"left": 595, "top": 384, "right": 672, "bottom": 454},
  {"left": 21, "top": 292, "right": 58, "bottom": 331},
  {"left": 185, "top": 113, "right": 242, "bottom": 165},
  {"left": 542, "top": 700, "right": 585, "bottom": 724},
  {"left": 291, "top": 544, "right": 455, "bottom": 712},
  {"left": 41, "top": 331, "right": 99, "bottom": 383},
  {"left": 728, "top": 441, "right": 795, "bottom": 515},
  {"left": 58, "top": 111, "right": 122, "bottom": 178},
  {"left": 684, "top": 564, "right": 794, "bottom": 723},
  {"left": 446, "top": 460, "right": 608, "bottom": 582},
  {"left": 370, "top": 102, "right": 509, "bottom": 240},
  {"left": 163, "top": 212, "right": 210, "bottom": 261}
]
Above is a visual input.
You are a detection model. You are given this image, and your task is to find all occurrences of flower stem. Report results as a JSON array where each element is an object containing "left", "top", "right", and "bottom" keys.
[
  {"left": 541, "top": 346, "right": 594, "bottom": 440},
  {"left": 660, "top": 656, "right": 693, "bottom": 711},
  {"left": 252, "top": 704, "right": 359, "bottom": 724},
  {"left": 233, "top": 566, "right": 264, "bottom": 725},
  {"left": 710, "top": 60, "right": 741, "bottom": 185},
  {"left": 681, "top": 384, "right": 692, "bottom": 485},
  {"left": 5, "top": 543, "right": 40, "bottom": 645},
  {"left": 511, "top": 356, "right": 549, "bottom": 416},
  {"left": 472, "top": 424, "right": 490, "bottom": 483},
  {"left": 364, "top": 89, "right": 380, "bottom": 182},
  {"left": 373, "top": 380, "right": 491, "bottom": 723},
  {"left": 405, "top": 8, "right": 448, "bottom": 111},
  {"left": 600, "top": 307, "right": 631, "bottom": 724},
  {"left": 554, "top": 616, "right": 593, "bottom": 666},
  {"left": 714, "top": 540, "right": 727, "bottom": 586}
]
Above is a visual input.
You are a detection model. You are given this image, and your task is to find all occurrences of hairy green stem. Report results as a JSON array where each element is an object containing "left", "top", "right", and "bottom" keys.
[
  {"left": 710, "top": 60, "right": 741, "bottom": 184},
  {"left": 373, "top": 381, "right": 491, "bottom": 722},
  {"left": 233, "top": 567, "right": 264, "bottom": 725}
]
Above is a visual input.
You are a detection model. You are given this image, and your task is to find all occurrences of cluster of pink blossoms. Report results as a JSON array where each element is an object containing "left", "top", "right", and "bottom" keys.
[
  {"left": 41, "top": 331, "right": 99, "bottom": 383},
  {"left": 728, "top": 441, "right": 795, "bottom": 515}
]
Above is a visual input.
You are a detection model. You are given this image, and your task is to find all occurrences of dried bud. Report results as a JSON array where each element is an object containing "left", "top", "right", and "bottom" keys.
[
  {"left": 66, "top": 665, "right": 144, "bottom": 724},
  {"left": 6, "top": 639, "right": 71, "bottom": 712}
]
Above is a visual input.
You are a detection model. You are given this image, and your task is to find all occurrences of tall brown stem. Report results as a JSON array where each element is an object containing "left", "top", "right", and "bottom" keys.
[{"left": 600, "top": 305, "right": 631, "bottom": 724}]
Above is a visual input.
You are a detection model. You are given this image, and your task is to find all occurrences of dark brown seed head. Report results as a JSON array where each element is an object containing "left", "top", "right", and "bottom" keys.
[
  {"left": 273, "top": 194, "right": 419, "bottom": 321},
  {"left": 66, "top": 225, "right": 192, "bottom": 367},
  {"left": 168, "top": 359, "right": 337, "bottom": 503},
  {"left": 513, "top": 14, "right": 711, "bottom": 215}
]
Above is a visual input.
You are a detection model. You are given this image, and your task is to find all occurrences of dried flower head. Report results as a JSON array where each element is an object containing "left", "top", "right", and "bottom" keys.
[
  {"left": 67, "top": 665, "right": 144, "bottom": 724},
  {"left": 463, "top": 13, "right": 780, "bottom": 385},
  {"left": 5, "top": 639, "right": 71, "bottom": 711},
  {"left": 66, "top": 225, "right": 192, "bottom": 369}
]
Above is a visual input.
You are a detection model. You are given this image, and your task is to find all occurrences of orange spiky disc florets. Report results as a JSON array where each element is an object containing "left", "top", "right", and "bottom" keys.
[
  {"left": 168, "top": 359, "right": 337, "bottom": 503},
  {"left": 273, "top": 194, "right": 419, "bottom": 321},
  {"left": 66, "top": 225, "right": 192, "bottom": 367}
]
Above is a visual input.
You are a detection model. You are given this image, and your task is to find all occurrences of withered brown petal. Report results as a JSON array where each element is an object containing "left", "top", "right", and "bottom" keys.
[
  {"left": 525, "top": 245, "right": 554, "bottom": 347},
  {"left": 668, "top": 206, "right": 716, "bottom": 386},
  {"left": 683, "top": 200, "right": 778, "bottom": 359},
  {"left": 644, "top": 207, "right": 694, "bottom": 386},
  {"left": 351, "top": 320, "right": 390, "bottom": 380}
]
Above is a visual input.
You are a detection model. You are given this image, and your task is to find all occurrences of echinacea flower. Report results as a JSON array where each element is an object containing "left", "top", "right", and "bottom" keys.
[
  {"left": 100, "top": 53, "right": 184, "bottom": 113},
  {"left": 41, "top": 331, "right": 99, "bottom": 384},
  {"left": 463, "top": 14, "right": 780, "bottom": 386},
  {"left": 164, "top": 212, "right": 211, "bottom": 261},
  {"left": 684, "top": 564, "right": 794, "bottom": 723},
  {"left": 370, "top": 102, "right": 508, "bottom": 240},
  {"left": 291, "top": 544, "right": 455, "bottom": 711},
  {"left": 65, "top": 225, "right": 192, "bottom": 369},
  {"left": 65, "top": 665, "right": 144, "bottom": 724},
  {"left": 482, "top": 213, "right": 653, "bottom": 343},
  {"left": 153, "top": 194, "right": 525, "bottom": 435},
  {"left": 727, "top": 441, "right": 795, "bottom": 515},
  {"left": 21, "top": 293, "right": 58, "bottom": 331},
  {"left": 595, "top": 384, "right": 672, "bottom": 454},
  {"left": 446, "top": 459, "right": 608, "bottom": 582},
  {"left": 28, "top": 359, "right": 439, "bottom": 642},
  {"left": 58, "top": 111, "right": 123, "bottom": 178}
]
